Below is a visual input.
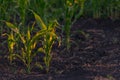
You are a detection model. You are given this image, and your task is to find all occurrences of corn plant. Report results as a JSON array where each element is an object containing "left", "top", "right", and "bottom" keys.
[
  {"left": 6, "top": 21, "right": 49, "bottom": 73},
  {"left": 33, "top": 11, "right": 60, "bottom": 72},
  {"left": 63, "top": 0, "right": 85, "bottom": 50}
]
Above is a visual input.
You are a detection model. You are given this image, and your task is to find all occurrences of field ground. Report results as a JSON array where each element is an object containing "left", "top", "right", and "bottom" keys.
[{"left": 0, "top": 18, "right": 120, "bottom": 80}]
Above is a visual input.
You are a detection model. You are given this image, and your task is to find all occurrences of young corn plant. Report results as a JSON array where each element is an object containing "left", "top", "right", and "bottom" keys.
[
  {"left": 63, "top": 0, "right": 85, "bottom": 50},
  {"left": 6, "top": 21, "right": 48, "bottom": 73},
  {"left": 33, "top": 12, "right": 60, "bottom": 72}
]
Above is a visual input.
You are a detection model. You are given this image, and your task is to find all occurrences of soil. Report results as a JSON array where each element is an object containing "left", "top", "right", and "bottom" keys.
[{"left": 0, "top": 18, "right": 120, "bottom": 80}]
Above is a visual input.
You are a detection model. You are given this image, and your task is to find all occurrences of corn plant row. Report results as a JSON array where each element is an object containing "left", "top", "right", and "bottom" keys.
[
  {"left": 84, "top": 0, "right": 120, "bottom": 19},
  {"left": 0, "top": 0, "right": 119, "bottom": 35},
  {"left": 0, "top": 0, "right": 119, "bottom": 26},
  {"left": 6, "top": 11, "right": 60, "bottom": 73},
  {"left": 0, "top": 0, "right": 120, "bottom": 73}
]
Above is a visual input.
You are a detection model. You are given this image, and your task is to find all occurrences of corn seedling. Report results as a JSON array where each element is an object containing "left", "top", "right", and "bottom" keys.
[
  {"left": 63, "top": 0, "right": 85, "bottom": 50},
  {"left": 33, "top": 11, "right": 60, "bottom": 72},
  {"left": 6, "top": 21, "right": 49, "bottom": 73}
]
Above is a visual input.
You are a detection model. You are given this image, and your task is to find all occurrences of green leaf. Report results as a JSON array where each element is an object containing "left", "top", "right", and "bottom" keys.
[
  {"left": 31, "top": 41, "right": 37, "bottom": 50},
  {"left": 8, "top": 32, "right": 16, "bottom": 50},
  {"left": 15, "top": 53, "right": 27, "bottom": 66},
  {"left": 37, "top": 48, "right": 45, "bottom": 53},
  {"left": 31, "top": 21, "right": 35, "bottom": 31},
  {"left": 27, "top": 28, "right": 31, "bottom": 40},
  {"left": 33, "top": 12, "right": 47, "bottom": 29},
  {"left": 57, "top": 37, "right": 61, "bottom": 47},
  {"left": 30, "top": 29, "right": 48, "bottom": 46},
  {"left": 5, "top": 22, "right": 19, "bottom": 33},
  {"left": 35, "top": 62, "right": 43, "bottom": 70},
  {"left": 19, "top": 34, "right": 26, "bottom": 44}
]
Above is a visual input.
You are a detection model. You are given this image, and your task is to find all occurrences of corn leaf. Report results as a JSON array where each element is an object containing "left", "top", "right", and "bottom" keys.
[
  {"left": 33, "top": 12, "right": 47, "bottom": 29},
  {"left": 8, "top": 32, "right": 15, "bottom": 50},
  {"left": 31, "top": 41, "right": 37, "bottom": 50},
  {"left": 27, "top": 28, "right": 31, "bottom": 40},
  {"left": 19, "top": 34, "right": 26, "bottom": 44},
  {"left": 30, "top": 29, "right": 49, "bottom": 46},
  {"left": 35, "top": 62, "right": 43, "bottom": 70},
  {"left": 15, "top": 53, "right": 27, "bottom": 66},
  {"left": 6, "top": 22, "right": 19, "bottom": 34},
  {"left": 37, "top": 48, "right": 45, "bottom": 53}
]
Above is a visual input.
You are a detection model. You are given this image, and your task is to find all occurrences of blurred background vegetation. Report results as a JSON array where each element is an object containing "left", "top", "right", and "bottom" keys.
[{"left": 0, "top": 0, "right": 119, "bottom": 34}]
